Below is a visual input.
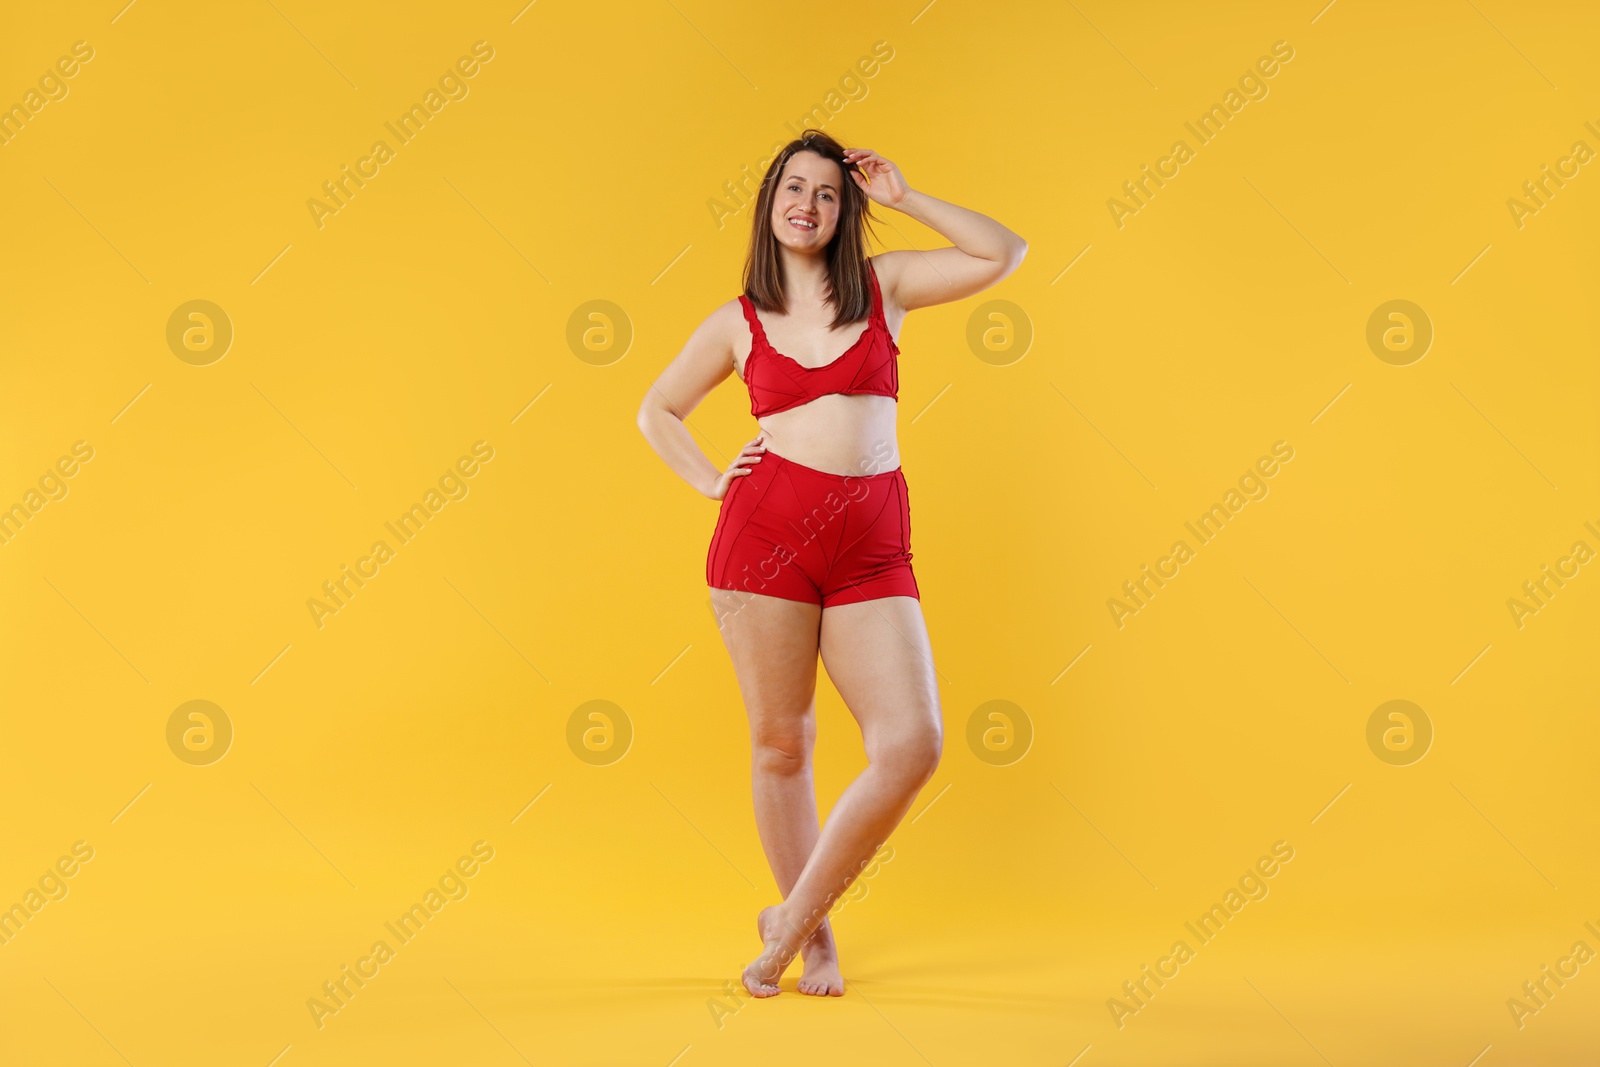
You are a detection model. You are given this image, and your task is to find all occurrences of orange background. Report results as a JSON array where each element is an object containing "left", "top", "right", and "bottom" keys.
[{"left": 1, "top": 1, "right": 1597, "bottom": 1064}]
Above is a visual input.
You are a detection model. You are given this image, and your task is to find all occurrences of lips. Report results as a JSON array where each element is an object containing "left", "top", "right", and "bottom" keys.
[{"left": 788, "top": 217, "right": 817, "bottom": 231}]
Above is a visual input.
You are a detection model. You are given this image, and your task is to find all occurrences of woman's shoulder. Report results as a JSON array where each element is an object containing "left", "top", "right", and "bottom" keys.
[
  {"left": 674, "top": 298, "right": 751, "bottom": 367},
  {"left": 710, "top": 296, "right": 756, "bottom": 357},
  {"left": 716, "top": 294, "right": 753, "bottom": 330},
  {"left": 694, "top": 295, "right": 749, "bottom": 331}
]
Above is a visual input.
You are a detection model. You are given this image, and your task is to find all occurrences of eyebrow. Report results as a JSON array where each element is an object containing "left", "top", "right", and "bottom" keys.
[{"left": 783, "top": 176, "right": 839, "bottom": 192}]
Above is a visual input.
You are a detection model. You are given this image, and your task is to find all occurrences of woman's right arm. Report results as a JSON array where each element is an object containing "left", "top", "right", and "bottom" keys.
[{"left": 636, "top": 300, "right": 764, "bottom": 500}]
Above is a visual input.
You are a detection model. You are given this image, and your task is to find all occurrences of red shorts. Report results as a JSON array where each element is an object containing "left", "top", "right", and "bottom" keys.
[{"left": 707, "top": 448, "right": 919, "bottom": 608}]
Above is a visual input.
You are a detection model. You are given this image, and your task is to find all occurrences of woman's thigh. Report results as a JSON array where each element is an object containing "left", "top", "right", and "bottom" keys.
[
  {"left": 816, "top": 596, "right": 942, "bottom": 759},
  {"left": 711, "top": 589, "right": 824, "bottom": 746}
]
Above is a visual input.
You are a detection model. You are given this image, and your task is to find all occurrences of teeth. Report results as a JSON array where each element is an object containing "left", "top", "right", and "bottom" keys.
[{"left": 790, "top": 218, "right": 816, "bottom": 229}]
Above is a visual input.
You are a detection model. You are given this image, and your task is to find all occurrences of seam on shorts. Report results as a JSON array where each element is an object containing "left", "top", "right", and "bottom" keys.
[
  {"left": 774, "top": 463, "right": 825, "bottom": 566},
  {"left": 707, "top": 477, "right": 744, "bottom": 575},
  {"left": 709, "top": 461, "right": 784, "bottom": 585},
  {"left": 775, "top": 462, "right": 824, "bottom": 575},
  {"left": 896, "top": 473, "right": 910, "bottom": 562},
  {"left": 817, "top": 474, "right": 848, "bottom": 572},
  {"left": 830, "top": 474, "right": 895, "bottom": 565},
  {"left": 775, "top": 462, "right": 828, "bottom": 600}
]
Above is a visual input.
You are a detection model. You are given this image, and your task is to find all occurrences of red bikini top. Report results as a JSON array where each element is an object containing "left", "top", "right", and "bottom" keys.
[{"left": 737, "top": 259, "right": 899, "bottom": 418}]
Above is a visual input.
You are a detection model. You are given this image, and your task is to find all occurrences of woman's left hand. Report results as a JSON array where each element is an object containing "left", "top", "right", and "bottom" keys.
[{"left": 844, "top": 148, "right": 910, "bottom": 208}]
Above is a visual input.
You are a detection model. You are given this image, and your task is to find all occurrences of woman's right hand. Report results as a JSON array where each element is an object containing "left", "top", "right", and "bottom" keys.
[{"left": 707, "top": 433, "right": 767, "bottom": 499}]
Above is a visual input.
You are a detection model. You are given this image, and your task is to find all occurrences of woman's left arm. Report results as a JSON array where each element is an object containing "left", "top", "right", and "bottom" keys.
[{"left": 846, "top": 147, "right": 1028, "bottom": 312}]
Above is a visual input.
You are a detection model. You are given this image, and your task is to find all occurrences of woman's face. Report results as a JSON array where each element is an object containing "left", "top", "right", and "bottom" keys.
[{"left": 769, "top": 150, "right": 843, "bottom": 252}]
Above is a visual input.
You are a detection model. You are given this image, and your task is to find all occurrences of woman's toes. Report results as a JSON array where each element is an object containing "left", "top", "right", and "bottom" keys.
[
  {"left": 798, "top": 957, "right": 844, "bottom": 996},
  {"left": 741, "top": 967, "right": 780, "bottom": 998}
]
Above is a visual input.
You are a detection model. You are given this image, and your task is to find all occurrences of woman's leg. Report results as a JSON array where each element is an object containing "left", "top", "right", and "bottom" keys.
[
  {"left": 742, "top": 594, "right": 943, "bottom": 994},
  {"left": 710, "top": 587, "right": 845, "bottom": 995}
]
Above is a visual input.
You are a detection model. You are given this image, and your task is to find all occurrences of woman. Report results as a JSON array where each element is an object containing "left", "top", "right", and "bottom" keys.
[{"left": 637, "top": 129, "right": 1027, "bottom": 997}]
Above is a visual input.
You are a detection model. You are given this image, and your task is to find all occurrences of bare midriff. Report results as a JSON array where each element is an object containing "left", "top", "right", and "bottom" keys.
[{"left": 755, "top": 393, "right": 901, "bottom": 477}]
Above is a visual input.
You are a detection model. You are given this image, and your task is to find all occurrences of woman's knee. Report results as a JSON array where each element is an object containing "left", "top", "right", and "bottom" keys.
[
  {"left": 867, "top": 720, "right": 942, "bottom": 783},
  {"left": 750, "top": 719, "right": 815, "bottom": 777}
]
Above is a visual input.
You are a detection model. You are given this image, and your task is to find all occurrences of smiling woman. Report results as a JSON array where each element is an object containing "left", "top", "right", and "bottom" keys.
[{"left": 638, "top": 127, "right": 1027, "bottom": 999}]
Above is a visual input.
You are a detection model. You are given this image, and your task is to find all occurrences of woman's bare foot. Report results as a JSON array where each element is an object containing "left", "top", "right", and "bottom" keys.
[
  {"left": 797, "top": 918, "right": 844, "bottom": 996},
  {"left": 742, "top": 905, "right": 804, "bottom": 998}
]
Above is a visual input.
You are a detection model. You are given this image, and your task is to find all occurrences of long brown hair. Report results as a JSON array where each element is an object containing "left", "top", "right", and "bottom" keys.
[{"left": 742, "top": 128, "right": 883, "bottom": 330}]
